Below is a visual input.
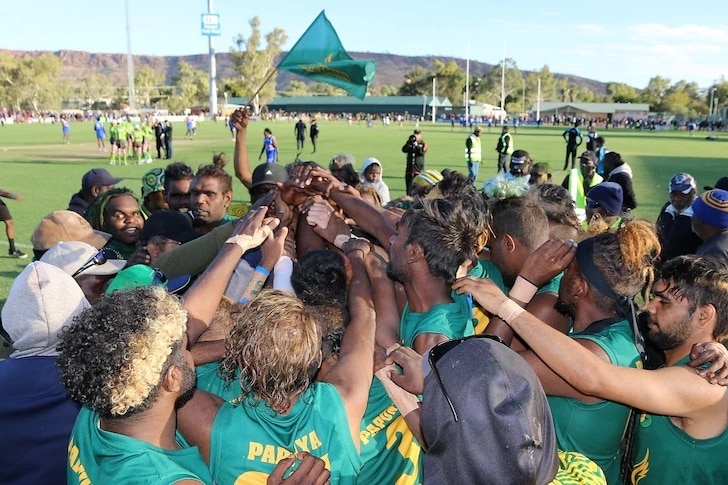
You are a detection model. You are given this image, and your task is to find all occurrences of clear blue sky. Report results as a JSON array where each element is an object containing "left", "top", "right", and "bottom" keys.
[{"left": 2, "top": 0, "right": 727, "bottom": 89}]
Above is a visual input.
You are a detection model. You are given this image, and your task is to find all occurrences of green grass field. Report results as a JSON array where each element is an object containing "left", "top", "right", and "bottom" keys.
[{"left": 0, "top": 118, "right": 726, "bottom": 324}]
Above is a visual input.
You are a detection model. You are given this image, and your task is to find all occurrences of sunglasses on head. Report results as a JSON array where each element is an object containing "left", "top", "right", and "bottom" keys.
[
  {"left": 150, "top": 268, "right": 168, "bottom": 286},
  {"left": 71, "top": 248, "right": 120, "bottom": 278},
  {"left": 428, "top": 334, "right": 508, "bottom": 422}
]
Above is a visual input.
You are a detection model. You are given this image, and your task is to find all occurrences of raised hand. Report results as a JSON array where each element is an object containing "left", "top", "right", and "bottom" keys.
[
  {"left": 520, "top": 239, "right": 577, "bottom": 287},
  {"left": 452, "top": 276, "right": 509, "bottom": 315}
]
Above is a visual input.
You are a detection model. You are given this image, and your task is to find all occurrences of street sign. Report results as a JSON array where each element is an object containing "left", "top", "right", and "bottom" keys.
[{"left": 201, "top": 13, "right": 220, "bottom": 36}]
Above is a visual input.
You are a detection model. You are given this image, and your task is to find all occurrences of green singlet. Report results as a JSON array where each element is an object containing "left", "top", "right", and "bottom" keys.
[
  {"left": 628, "top": 356, "right": 728, "bottom": 485},
  {"left": 209, "top": 382, "right": 362, "bottom": 484},
  {"left": 399, "top": 290, "right": 474, "bottom": 349},
  {"left": 358, "top": 377, "right": 423, "bottom": 484},
  {"left": 548, "top": 318, "right": 640, "bottom": 484},
  {"left": 67, "top": 407, "right": 212, "bottom": 485}
]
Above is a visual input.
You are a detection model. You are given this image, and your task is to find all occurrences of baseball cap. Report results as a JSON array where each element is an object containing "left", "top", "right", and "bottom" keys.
[
  {"left": 422, "top": 337, "right": 558, "bottom": 484},
  {"left": 586, "top": 182, "right": 623, "bottom": 216},
  {"left": 40, "top": 241, "right": 126, "bottom": 277},
  {"left": 251, "top": 163, "right": 288, "bottom": 188},
  {"left": 81, "top": 168, "right": 123, "bottom": 190},
  {"left": 141, "top": 167, "right": 165, "bottom": 198},
  {"left": 692, "top": 189, "right": 728, "bottom": 228},
  {"left": 669, "top": 173, "right": 696, "bottom": 194},
  {"left": 703, "top": 176, "right": 728, "bottom": 191},
  {"left": 2, "top": 262, "right": 90, "bottom": 358},
  {"left": 139, "top": 210, "right": 200, "bottom": 244},
  {"left": 105, "top": 265, "right": 191, "bottom": 295},
  {"left": 31, "top": 210, "right": 111, "bottom": 251},
  {"left": 578, "top": 151, "right": 598, "bottom": 164}
]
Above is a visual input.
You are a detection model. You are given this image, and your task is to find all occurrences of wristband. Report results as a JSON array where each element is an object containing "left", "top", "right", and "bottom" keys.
[
  {"left": 225, "top": 234, "right": 255, "bottom": 251},
  {"left": 497, "top": 298, "right": 525, "bottom": 324},
  {"left": 509, "top": 275, "right": 538, "bottom": 303},
  {"left": 333, "top": 233, "right": 351, "bottom": 249},
  {"left": 375, "top": 365, "right": 421, "bottom": 416},
  {"left": 334, "top": 233, "right": 366, "bottom": 250},
  {"left": 254, "top": 265, "right": 270, "bottom": 277}
]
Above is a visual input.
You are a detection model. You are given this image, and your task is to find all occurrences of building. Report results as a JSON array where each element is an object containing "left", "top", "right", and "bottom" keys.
[
  {"left": 533, "top": 102, "right": 650, "bottom": 122},
  {"left": 229, "top": 95, "right": 452, "bottom": 117}
]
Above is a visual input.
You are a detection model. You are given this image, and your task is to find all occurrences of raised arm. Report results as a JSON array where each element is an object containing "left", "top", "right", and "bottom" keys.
[
  {"left": 185, "top": 208, "right": 278, "bottom": 345},
  {"left": 460, "top": 276, "right": 727, "bottom": 418},
  {"left": 321, "top": 239, "right": 376, "bottom": 451},
  {"left": 231, "top": 108, "right": 253, "bottom": 189}
]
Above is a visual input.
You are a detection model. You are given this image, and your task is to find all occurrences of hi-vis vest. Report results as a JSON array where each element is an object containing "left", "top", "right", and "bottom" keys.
[
  {"left": 498, "top": 132, "right": 514, "bottom": 155},
  {"left": 569, "top": 169, "right": 603, "bottom": 222},
  {"left": 465, "top": 134, "right": 482, "bottom": 162}
]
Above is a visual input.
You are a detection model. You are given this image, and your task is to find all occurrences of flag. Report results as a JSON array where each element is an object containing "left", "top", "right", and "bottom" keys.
[{"left": 277, "top": 11, "right": 376, "bottom": 100}]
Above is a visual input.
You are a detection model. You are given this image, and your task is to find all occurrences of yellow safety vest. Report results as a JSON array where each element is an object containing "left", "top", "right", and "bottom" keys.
[{"left": 465, "top": 134, "right": 482, "bottom": 162}]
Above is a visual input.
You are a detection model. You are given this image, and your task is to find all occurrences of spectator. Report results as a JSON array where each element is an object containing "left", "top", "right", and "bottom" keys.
[{"left": 67, "top": 168, "right": 123, "bottom": 217}]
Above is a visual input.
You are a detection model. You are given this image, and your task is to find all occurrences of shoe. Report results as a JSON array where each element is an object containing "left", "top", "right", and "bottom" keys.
[{"left": 9, "top": 249, "right": 27, "bottom": 259}]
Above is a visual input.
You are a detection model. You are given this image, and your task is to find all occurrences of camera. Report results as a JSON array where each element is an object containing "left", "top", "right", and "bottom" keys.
[{"left": 408, "top": 134, "right": 417, "bottom": 143}]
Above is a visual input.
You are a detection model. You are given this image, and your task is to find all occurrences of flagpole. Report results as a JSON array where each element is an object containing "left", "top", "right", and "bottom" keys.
[
  {"left": 245, "top": 67, "right": 279, "bottom": 111},
  {"left": 465, "top": 43, "right": 470, "bottom": 120},
  {"left": 499, "top": 43, "right": 505, "bottom": 125}
]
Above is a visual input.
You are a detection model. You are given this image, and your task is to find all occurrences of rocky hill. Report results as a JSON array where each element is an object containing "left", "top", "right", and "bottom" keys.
[{"left": 0, "top": 49, "right": 608, "bottom": 95}]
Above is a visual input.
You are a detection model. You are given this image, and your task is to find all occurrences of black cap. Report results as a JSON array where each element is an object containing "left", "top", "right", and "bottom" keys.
[
  {"left": 704, "top": 176, "right": 728, "bottom": 191},
  {"left": 81, "top": 168, "right": 123, "bottom": 189},
  {"left": 139, "top": 210, "right": 200, "bottom": 244},
  {"left": 251, "top": 163, "right": 288, "bottom": 188}
]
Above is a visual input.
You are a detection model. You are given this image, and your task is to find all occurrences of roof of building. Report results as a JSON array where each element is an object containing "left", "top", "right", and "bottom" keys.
[
  {"left": 532, "top": 102, "right": 650, "bottom": 113},
  {"left": 229, "top": 95, "right": 453, "bottom": 108}
]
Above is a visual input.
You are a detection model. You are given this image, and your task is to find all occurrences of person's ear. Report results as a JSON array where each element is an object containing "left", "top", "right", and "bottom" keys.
[
  {"left": 407, "top": 241, "right": 424, "bottom": 264},
  {"left": 91, "top": 186, "right": 102, "bottom": 197},
  {"left": 223, "top": 190, "right": 232, "bottom": 208},
  {"left": 162, "top": 364, "right": 183, "bottom": 393},
  {"left": 502, "top": 234, "right": 517, "bottom": 253},
  {"left": 696, "top": 304, "right": 717, "bottom": 330}
]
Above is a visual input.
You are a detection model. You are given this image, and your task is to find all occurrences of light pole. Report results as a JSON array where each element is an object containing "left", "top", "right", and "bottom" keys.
[
  {"left": 431, "top": 77, "right": 437, "bottom": 123},
  {"left": 521, "top": 79, "right": 526, "bottom": 118},
  {"left": 710, "top": 88, "right": 717, "bottom": 117}
]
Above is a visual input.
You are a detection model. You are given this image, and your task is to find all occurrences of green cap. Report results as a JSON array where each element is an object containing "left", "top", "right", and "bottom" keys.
[{"left": 105, "top": 265, "right": 190, "bottom": 295}]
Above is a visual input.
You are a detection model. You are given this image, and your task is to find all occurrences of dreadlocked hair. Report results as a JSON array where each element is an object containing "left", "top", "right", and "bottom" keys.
[
  {"left": 589, "top": 219, "right": 661, "bottom": 306},
  {"left": 85, "top": 187, "right": 137, "bottom": 231}
]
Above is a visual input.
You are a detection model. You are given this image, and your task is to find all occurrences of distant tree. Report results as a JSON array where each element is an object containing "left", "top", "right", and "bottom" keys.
[
  {"left": 311, "top": 83, "right": 347, "bottom": 96},
  {"left": 167, "top": 61, "right": 209, "bottom": 112},
  {"left": 640, "top": 76, "right": 671, "bottom": 111},
  {"left": 398, "top": 66, "right": 429, "bottom": 96},
  {"left": 229, "top": 17, "right": 287, "bottom": 115},
  {"left": 135, "top": 66, "right": 164, "bottom": 108},
  {"left": 285, "top": 80, "right": 309, "bottom": 96},
  {"left": 76, "top": 73, "right": 115, "bottom": 109},
  {"left": 606, "top": 83, "right": 639, "bottom": 103},
  {"left": 480, "top": 58, "right": 523, "bottom": 111},
  {"left": 369, "top": 84, "right": 399, "bottom": 96},
  {"left": 0, "top": 54, "right": 63, "bottom": 111}
]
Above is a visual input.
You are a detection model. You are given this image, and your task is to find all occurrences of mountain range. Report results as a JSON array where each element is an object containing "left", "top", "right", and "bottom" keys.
[{"left": 1, "top": 49, "right": 609, "bottom": 96}]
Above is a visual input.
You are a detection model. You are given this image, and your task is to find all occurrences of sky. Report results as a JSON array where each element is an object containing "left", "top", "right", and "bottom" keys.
[{"left": 2, "top": 0, "right": 727, "bottom": 90}]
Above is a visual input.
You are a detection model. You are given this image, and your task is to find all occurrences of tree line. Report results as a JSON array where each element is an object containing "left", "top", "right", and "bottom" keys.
[{"left": 0, "top": 17, "right": 725, "bottom": 118}]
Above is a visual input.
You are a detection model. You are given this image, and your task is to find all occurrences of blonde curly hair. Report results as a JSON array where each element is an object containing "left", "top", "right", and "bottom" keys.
[
  {"left": 220, "top": 290, "right": 320, "bottom": 413},
  {"left": 58, "top": 286, "right": 188, "bottom": 418}
]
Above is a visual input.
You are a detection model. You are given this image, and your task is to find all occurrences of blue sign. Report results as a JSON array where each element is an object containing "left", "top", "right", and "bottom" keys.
[{"left": 201, "top": 13, "right": 221, "bottom": 36}]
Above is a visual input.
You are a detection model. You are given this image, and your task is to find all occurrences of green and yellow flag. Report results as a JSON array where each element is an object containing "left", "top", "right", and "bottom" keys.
[{"left": 277, "top": 11, "right": 376, "bottom": 100}]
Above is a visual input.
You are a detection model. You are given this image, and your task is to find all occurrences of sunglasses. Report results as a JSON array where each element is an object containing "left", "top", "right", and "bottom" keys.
[
  {"left": 151, "top": 268, "right": 168, "bottom": 286},
  {"left": 71, "top": 248, "right": 120, "bottom": 278},
  {"left": 428, "top": 334, "right": 508, "bottom": 422}
]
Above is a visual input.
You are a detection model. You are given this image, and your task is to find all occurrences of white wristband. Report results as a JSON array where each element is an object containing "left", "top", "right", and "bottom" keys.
[
  {"left": 497, "top": 299, "right": 525, "bottom": 324},
  {"left": 333, "top": 234, "right": 351, "bottom": 249},
  {"left": 225, "top": 234, "right": 255, "bottom": 251},
  {"left": 509, "top": 275, "right": 538, "bottom": 303}
]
